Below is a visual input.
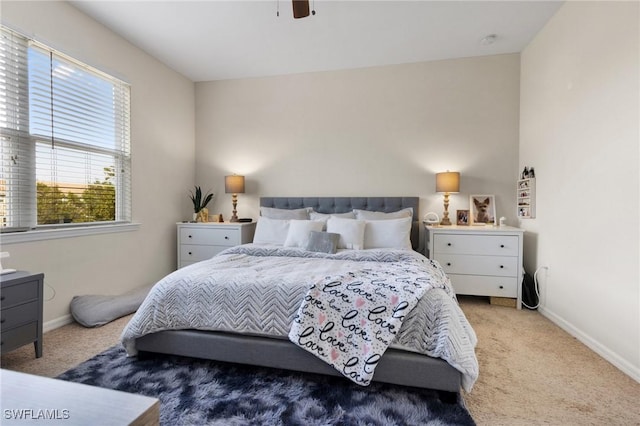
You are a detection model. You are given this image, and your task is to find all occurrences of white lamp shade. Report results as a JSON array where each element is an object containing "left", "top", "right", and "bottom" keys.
[
  {"left": 225, "top": 175, "right": 245, "bottom": 194},
  {"left": 435, "top": 172, "right": 460, "bottom": 193}
]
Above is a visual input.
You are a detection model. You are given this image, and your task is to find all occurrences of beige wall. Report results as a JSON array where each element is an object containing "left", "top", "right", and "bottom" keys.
[
  {"left": 1, "top": 2, "right": 196, "bottom": 325},
  {"left": 195, "top": 54, "right": 521, "bottom": 230},
  {"left": 520, "top": 1, "right": 639, "bottom": 380}
]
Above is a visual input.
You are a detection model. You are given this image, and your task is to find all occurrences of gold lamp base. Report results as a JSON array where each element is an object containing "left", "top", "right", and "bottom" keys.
[
  {"left": 440, "top": 192, "right": 452, "bottom": 226},
  {"left": 230, "top": 193, "right": 239, "bottom": 222}
]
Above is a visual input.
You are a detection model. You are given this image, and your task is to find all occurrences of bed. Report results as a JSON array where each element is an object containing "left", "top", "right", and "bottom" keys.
[{"left": 122, "top": 197, "right": 478, "bottom": 398}]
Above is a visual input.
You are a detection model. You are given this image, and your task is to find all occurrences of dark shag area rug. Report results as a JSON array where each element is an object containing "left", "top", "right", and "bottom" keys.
[{"left": 57, "top": 346, "right": 475, "bottom": 426}]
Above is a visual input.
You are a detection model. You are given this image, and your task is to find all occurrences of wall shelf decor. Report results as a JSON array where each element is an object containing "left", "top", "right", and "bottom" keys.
[{"left": 517, "top": 178, "right": 536, "bottom": 218}]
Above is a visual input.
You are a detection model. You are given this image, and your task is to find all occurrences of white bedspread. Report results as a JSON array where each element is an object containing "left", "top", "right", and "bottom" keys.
[{"left": 121, "top": 244, "right": 479, "bottom": 391}]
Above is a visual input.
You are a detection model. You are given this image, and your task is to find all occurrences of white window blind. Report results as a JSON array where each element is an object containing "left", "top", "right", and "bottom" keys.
[
  {"left": 0, "top": 28, "right": 34, "bottom": 230},
  {"left": 0, "top": 26, "right": 131, "bottom": 232}
]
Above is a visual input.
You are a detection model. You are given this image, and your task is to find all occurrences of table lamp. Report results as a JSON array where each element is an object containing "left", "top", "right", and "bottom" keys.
[
  {"left": 436, "top": 171, "right": 460, "bottom": 226},
  {"left": 225, "top": 175, "right": 245, "bottom": 222}
]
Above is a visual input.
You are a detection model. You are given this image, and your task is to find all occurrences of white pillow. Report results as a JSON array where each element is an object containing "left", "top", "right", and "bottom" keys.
[
  {"left": 326, "top": 217, "right": 366, "bottom": 250},
  {"left": 284, "top": 220, "right": 324, "bottom": 248},
  {"left": 309, "top": 211, "right": 356, "bottom": 231},
  {"left": 260, "top": 207, "right": 311, "bottom": 220},
  {"left": 363, "top": 217, "right": 412, "bottom": 250},
  {"left": 354, "top": 207, "right": 413, "bottom": 220},
  {"left": 253, "top": 217, "right": 290, "bottom": 245}
]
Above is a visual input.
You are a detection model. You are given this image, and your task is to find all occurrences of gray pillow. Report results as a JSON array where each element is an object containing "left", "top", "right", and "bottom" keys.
[
  {"left": 306, "top": 231, "right": 340, "bottom": 254},
  {"left": 70, "top": 284, "right": 153, "bottom": 327},
  {"left": 260, "top": 206, "right": 311, "bottom": 220},
  {"left": 354, "top": 207, "right": 413, "bottom": 220},
  {"left": 309, "top": 211, "right": 356, "bottom": 220}
]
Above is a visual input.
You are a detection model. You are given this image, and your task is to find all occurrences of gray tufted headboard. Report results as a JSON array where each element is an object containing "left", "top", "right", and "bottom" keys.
[{"left": 260, "top": 197, "right": 420, "bottom": 250}]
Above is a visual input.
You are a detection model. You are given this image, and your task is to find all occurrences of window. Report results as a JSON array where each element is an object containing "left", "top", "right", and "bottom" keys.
[{"left": 1, "top": 26, "right": 131, "bottom": 233}]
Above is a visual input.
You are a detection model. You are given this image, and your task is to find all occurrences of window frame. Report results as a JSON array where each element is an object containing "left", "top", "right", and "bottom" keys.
[{"left": 1, "top": 26, "right": 134, "bottom": 239}]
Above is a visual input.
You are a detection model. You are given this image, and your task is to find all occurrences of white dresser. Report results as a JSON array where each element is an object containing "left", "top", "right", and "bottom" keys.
[
  {"left": 177, "top": 222, "right": 256, "bottom": 269},
  {"left": 424, "top": 225, "right": 524, "bottom": 309}
]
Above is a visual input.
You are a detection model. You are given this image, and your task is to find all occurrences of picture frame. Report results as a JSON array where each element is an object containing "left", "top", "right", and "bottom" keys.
[
  {"left": 469, "top": 194, "right": 496, "bottom": 225},
  {"left": 456, "top": 210, "right": 469, "bottom": 226}
]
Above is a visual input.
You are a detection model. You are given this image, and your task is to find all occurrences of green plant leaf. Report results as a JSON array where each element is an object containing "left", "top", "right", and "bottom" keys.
[
  {"left": 189, "top": 186, "right": 213, "bottom": 213},
  {"left": 202, "top": 193, "right": 214, "bottom": 209}
]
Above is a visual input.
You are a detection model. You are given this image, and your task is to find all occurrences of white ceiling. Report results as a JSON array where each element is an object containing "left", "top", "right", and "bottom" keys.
[{"left": 69, "top": 1, "right": 563, "bottom": 82}]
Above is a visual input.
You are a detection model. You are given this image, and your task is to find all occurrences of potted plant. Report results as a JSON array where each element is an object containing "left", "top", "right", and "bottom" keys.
[{"left": 189, "top": 186, "right": 214, "bottom": 222}]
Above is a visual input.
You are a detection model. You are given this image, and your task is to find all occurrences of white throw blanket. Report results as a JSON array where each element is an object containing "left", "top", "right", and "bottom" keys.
[{"left": 289, "top": 261, "right": 440, "bottom": 386}]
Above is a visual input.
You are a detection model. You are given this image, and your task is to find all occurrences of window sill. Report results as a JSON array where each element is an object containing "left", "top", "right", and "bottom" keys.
[{"left": 1, "top": 223, "right": 140, "bottom": 244}]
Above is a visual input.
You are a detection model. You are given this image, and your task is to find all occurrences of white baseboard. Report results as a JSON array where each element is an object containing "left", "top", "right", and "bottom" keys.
[
  {"left": 539, "top": 306, "right": 640, "bottom": 384},
  {"left": 43, "top": 314, "right": 73, "bottom": 333}
]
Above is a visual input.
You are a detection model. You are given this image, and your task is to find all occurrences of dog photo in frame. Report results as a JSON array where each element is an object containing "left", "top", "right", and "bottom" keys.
[
  {"left": 456, "top": 210, "right": 469, "bottom": 226},
  {"left": 470, "top": 195, "right": 496, "bottom": 225}
]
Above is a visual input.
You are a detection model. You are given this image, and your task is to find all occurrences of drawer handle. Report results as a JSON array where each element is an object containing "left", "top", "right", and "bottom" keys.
[
  {"left": 225, "top": 236, "right": 229, "bottom": 240},
  {"left": 188, "top": 252, "right": 192, "bottom": 255},
  {"left": 188, "top": 235, "right": 193, "bottom": 239},
  {"left": 446, "top": 262, "right": 452, "bottom": 266},
  {"left": 499, "top": 285, "right": 504, "bottom": 289},
  {"left": 0, "top": 296, "right": 4, "bottom": 301},
  {"left": 447, "top": 243, "right": 452, "bottom": 246},
  {"left": 500, "top": 265, "right": 504, "bottom": 269},
  {"left": 500, "top": 244, "right": 505, "bottom": 248},
  {"left": 0, "top": 318, "right": 4, "bottom": 324}
]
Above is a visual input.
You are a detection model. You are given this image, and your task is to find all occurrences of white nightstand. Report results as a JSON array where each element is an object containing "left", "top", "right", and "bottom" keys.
[
  {"left": 424, "top": 224, "right": 524, "bottom": 309},
  {"left": 177, "top": 222, "right": 256, "bottom": 269}
]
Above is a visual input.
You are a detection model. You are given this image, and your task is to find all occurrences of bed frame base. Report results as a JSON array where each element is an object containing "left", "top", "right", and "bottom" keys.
[{"left": 135, "top": 330, "right": 462, "bottom": 394}]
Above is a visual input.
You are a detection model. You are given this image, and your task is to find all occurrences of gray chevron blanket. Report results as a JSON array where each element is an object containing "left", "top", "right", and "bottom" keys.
[{"left": 121, "top": 245, "right": 478, "bottom": 391}]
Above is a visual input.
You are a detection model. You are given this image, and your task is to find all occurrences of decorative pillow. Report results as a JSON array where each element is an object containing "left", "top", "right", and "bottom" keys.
[
  {"left": 354, "top": 207, "right": 413, "bottom": 220},
  {"left": 306, "top": 231, "right": 340, "bottom": 254},
  {"left": 363, "top": 216, "right": 412, "bottom": 250},
  {"left": 253, "top": 217, "right": 290, "bottom": 245},
  {"left": 260, "top": 206, "right": 311, "bottom": 220},
  {"left": 284, "top": 220, "right": 324, "bottom": 248},
  {"left": 326, "top": 217, "right": 366, "bottom": 250}
]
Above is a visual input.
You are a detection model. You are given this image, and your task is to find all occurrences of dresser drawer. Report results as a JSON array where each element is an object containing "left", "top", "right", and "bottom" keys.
[
  {"left": 179, "top": 228, "right": 240, "bottom": 246},
  {"left": 1, "top": 301, "right": 39, "bottom": 329},
  {"left": 1, "top": 321, "right": 38, "bottom": 354},
  {"left": 180, "top": 245, "right": 226, "bottom": 263},
  {"left": 0, "top": 280, "right": 39, "bottom": 309},
  {"left": 433, "top": 234, "right": 519, "bottom": 256},
  {"left": 435, "top": 254, "right": 519, "bottom": 277},
  {"left": 449, "top": 275, "right": 518, "bottom": 298}
]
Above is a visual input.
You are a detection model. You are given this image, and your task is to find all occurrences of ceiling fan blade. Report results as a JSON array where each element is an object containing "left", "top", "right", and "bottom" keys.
[{"left": 292, "top": 0, "right": 310, "bottom": 19}]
